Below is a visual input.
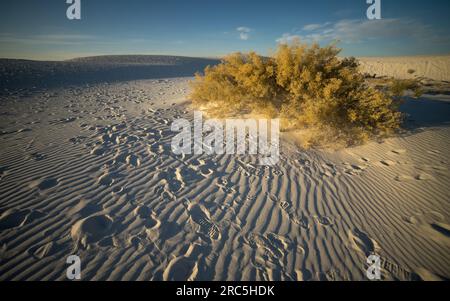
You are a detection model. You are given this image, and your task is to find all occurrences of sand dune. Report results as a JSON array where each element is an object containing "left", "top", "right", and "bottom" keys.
[
  {"left": 359, "top": 55, "right": 450, "bottom": 81},
  {"left": 0, "top": 55, "right": 219, "bottom": 94},
  {"left": 0, "top": 56, "right": 449, "bottom": 281}
]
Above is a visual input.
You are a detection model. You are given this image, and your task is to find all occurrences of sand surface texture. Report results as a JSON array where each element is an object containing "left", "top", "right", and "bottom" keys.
[{"left": 0, "top": 56, "right": 449, "bottom": 280}]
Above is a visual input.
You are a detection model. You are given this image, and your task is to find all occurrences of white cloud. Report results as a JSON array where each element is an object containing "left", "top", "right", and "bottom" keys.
[
  {"left": 302, "top": 22, "right": 330, "bottom": 31},
  {"left": 237, "top": 26, "right": 252, "bottom": 41},
  {"left": 277, "top": 18, "right": 448, "bottom": 44},
  {"left": 239, "top": 32, "right": 249, "bottom": 40},
  {"left": 276, "top": 33, "right": 301, "bottom": 44},
  {"left": 237, "top": 26, "right": 251, "bottom": 32}
]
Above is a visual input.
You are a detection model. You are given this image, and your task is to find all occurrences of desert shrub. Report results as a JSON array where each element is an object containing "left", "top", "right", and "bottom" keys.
[
  {"left": 389, "top": 78, "right": 423, "bottom": 98},
  {"left": 190, "top": 52, "right": 281, "bottom": 116},
  {"left": 190, "top": 42, "right": 403, "bottom": 147}
]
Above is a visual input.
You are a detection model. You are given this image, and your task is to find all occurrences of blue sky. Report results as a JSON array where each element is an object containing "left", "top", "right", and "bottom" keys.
[{"left": 0, "top": 0, "right": 449, "bottom": 60}]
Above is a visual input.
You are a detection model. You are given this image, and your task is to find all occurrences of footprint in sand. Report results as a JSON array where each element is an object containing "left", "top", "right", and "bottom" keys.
[
  {"left": 320, "top": 163, "right": 338, "bottom": 177},
  {"left": 314, "top": 215, "right": 334, "bottom": 227},
  {"left": 379, "top": 160, "right": 396, "bottom": 167},
  {"left": 415, "top": 173, "right": 434, "bottom": 181},
  {"left": 113, "top": 151, "right": 141, "bottom": 168},
  {"left": 343, "top": 163, "right": 367, "bottom": 176},
  {"left": 215, "top": 178, "right": 237, "bottom": 195},
  {"left": 68, "top": 136, "right": 88, "bottom": 145},
  {"left": 245, "top": 232, "right": 292, "bottom": 261},
  {"left": 112, "top": 150, "right": 127, "bottom": 164},
  {"left": 152, "top": 143, "right": 171, "bottom": 156},
  {"left": 317, "top": 269, "right": 350, "bottom": 281},
  {"left": 97, "top": 172, "right": 115, "bottom": 186},
  {"left": 71, "top": 214, "right": 114, "bottom": 249},
  {"left": 142, "top": 128, "right": 162, "bottom": 141},
  {"left": 154, "top": 185, "right": 175, "bottom": 201},
  {"left": 185, "top": 201, "right": 221, "bottom": 240},
  {"left": 100, "top": 132, "right": 120, "bottom": 145},
  {"left": 90, "top": 145, "right": 107, "bottom": 156},
  {"left": 163, "top": 255, "right": 199, "bottom": 281},
  {"left": 0, "top": 209, "right": 30, "bottom": 230},
  {"left": 429, "top": 222, "right": 450, "bottom": 239},
  {"left": 157, "top": 168, "right": 185, "bottom": 194},
  {"left": 379, "top": 258, "right": 422, "bottom": 281},
  {"left": 174, "top": 166, "right": 203, "bottom": 185},
  {"left": 268, "top": 194, "right": 309, "bottom": 229},
  {"left": 348, "top": 228, "right": 380, "bottom": 256},
  {"left": 121, "top": 134, "right": 140, "bottom": 144},
  {"left": 111, "top": 185, "right": 125, "bottom": 194},
  {"left": 266, "top": 233, "right": 293, "bottom": 252},
  {"left": 290, "top": 215, "right": 310, "bottom": 230},
  {"left": 163, "top": 242, "right": 211, "bottom": 280},
  {"left": 0, "top": 166, "right": 8, "bottom": 180},
  {"left": 269, "top": 194, "right": 310, "bottom": 230},
  {"left": 395, "top": 173, "right": 434, "bottom": 182},
  {"left": 271, "top": 168, "right": 284, "bottom": 177},
  {"left": 236, "top": 160, "right": 266, "bottom": 177},
  {"left": 188, "top": 158, "right": 214, "bottom": 178},
  {"left": 128, "top": 233, "right": 147, "bottom": 250},
  {"left": 390, "top": 149, "right": 406, "bottom": 155},
  {"left": 134, "top": 205, "right": 161, "bottom": 230},
  {"left": 29, "top": 177, "right": 59, "bottom": 191},
  {"left": 0, "top": 209, "right": 46, "bottom": 230},
  {"left": 28, "top": 241, "right": 65, "bottom": 259},
  {"left": 28, "top": 152, "right": 46, "bottom": 161}
]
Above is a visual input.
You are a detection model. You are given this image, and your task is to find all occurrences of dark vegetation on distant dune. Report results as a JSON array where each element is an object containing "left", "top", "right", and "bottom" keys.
[
  {"left": 0, "top": 55, "right": 220, "bottom": 94},
  {"left": 190, "top": 42, "right": 421, "bottom": 147}
]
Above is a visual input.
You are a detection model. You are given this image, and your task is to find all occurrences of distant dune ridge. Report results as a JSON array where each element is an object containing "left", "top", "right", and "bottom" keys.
[
  {"left": 0, "top": 55, "right": 220, "bottom": 93},
  {"left": 67, "top": 55, "right": 219, "bottom": 65},
  {"left": 358, "top": 55, "right": 450, "bottom": 82}
]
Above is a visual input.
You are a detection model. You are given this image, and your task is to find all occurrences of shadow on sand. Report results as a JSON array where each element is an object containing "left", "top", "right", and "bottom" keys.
[
  {"left": 401, "top": 96, "right": 450, "bottom": 129},
  {"left": 0, "top": 56, "right": 220, "bottom": 95}
]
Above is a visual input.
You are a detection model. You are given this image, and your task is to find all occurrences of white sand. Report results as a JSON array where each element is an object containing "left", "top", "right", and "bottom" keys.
[
  {"left": 358, "top": 55, "right": 450, "bottom": 81},
  {"left": 0, "top": 56, "right": 449, "bottom": 281}
]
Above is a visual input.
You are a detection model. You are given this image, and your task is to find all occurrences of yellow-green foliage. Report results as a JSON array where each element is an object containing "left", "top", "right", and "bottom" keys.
[
  {"left": 190, "top": 52, "right": 280, "bottom": 115},
  {"left": 389, "top": 78, "right": 423, "bottom": 98},
  {"left": 190, "top": 42, "right": 403, "bottom": 146}
]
